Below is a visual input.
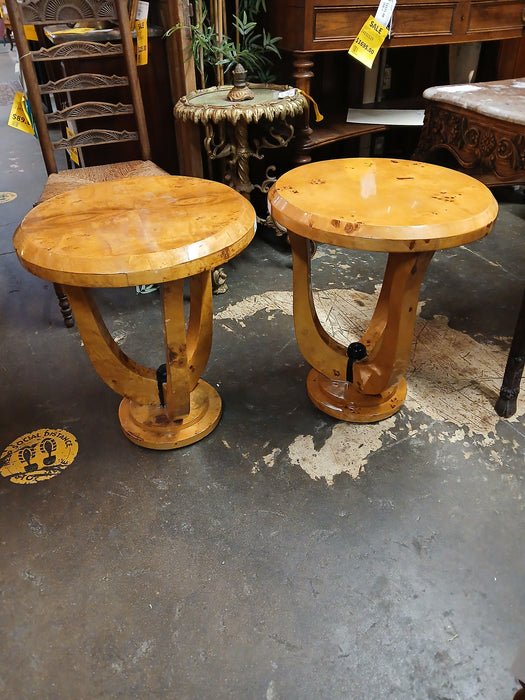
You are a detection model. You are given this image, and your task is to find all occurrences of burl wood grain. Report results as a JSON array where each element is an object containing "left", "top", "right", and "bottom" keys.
[{"left": 268, "top": 158, "right": 498, "bottom": 422}]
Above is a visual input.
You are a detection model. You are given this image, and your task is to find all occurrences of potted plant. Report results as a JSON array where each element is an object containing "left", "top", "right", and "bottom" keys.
[{"left": 165, "top": 0, "right": 281, "bottom": 89}]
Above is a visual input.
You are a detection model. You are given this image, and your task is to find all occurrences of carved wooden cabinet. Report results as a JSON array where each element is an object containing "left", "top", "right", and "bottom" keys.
[{"left": 268, "top": 0, "right": 525, "bottom": 160}]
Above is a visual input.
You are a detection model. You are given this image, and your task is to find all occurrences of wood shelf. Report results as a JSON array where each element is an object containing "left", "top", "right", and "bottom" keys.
[{"left": 309, "top": 120, "right": 385, "bottom": 149}]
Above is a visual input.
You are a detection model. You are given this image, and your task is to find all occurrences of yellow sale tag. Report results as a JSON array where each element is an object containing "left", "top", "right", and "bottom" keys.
[
  {"left": 66, "top": 127, "right": 80, "bottom": 166},
  {"left": 136, "top": 19, "right": 147, "bottom": 66},
  {"left": 8, "top": 92, "right": 35, "bottom": 135},
  {"left": 349, "top": 16, "right": 388, "bottom": 69},
  {"left": 23, "top": 24, "right": 38, "bottom": 41}
]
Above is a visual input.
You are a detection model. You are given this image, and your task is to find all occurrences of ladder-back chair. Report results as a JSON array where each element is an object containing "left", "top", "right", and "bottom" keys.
[{"left": 6, "top": 0, "right": 167, "bottom": 326}]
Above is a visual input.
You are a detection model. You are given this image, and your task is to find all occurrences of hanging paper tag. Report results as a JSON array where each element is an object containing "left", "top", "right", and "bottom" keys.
[
  {"left": 23, "top": 24, "right": 38, "bottom": 41},
  {"left": 135, "top": 0, "right": 148, "bottom": 65},
  {"left": 8, "top": 92, "right": 35, "bottom": 135},
  {"left": 348, "top": 16, "right": 388, "bottom": 69},
  {"left": 135, "top": 19, "right": 147, "bottom": 65},
  {"left": 135, "top": 0, "right": 149, "bottom": 20},
  {"left": 66, "top": 127, "right": 80, "bottom": 166},
  {"left": 277, "top": 88, "right": 296, "bottom": 99},
  {"left": 375, "top": 0, "right": 396, "bottom": 30}
]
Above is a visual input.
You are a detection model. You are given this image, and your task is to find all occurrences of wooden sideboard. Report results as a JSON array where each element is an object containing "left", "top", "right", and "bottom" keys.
[
  {"left": 269, "top": 0, "right": 525, "bottom": 54},
  {"left": 268, "top": 0, "right": 525, "bottom": 161}
]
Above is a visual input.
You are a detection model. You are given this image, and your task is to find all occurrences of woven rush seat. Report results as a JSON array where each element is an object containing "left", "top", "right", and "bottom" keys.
[{"left": 39, "top": 160, "right": 166, "bottom": 202}]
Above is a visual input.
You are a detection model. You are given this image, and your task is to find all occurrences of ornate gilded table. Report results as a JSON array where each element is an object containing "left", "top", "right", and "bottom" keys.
[
  {"left": 14, "top": 175, "right": 256, "bottom": 449},
  {"left": 174, "top": 84, "right": 307, "bottom": 199},
  {"left": 269, "top": 158, "right": 498, "bottom": 422}
]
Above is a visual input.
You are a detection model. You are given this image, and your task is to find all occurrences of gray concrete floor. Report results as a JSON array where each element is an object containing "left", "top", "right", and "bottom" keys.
[{"left": 1, "top": 43, "right": 525, "bottom": 699}]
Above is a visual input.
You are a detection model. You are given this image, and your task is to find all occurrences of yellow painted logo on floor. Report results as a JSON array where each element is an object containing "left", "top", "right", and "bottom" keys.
[
  {"left": 0, "top": 192, "right": 17, "bottom": 204},
  {"left": 0, "top": 429, "right": 78, "bottom": 484}
]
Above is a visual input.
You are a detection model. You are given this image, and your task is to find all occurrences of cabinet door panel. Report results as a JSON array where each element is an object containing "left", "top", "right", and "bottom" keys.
[{"left": 468, "top": 0, "right": 525, "bottom": 33}]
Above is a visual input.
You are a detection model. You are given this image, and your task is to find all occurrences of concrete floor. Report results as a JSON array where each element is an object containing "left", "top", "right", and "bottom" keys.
[{"left": 1, "top": 43, "right": 525, "bottom": 699}]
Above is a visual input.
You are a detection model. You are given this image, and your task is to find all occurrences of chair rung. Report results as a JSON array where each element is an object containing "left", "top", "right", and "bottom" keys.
[
  {"left": 40, "top": 73, "right": 129, "bottom": 94},
  {"left": 52, "top": 129, "right": 138, "bottom": 150},
  {"left": 46, "top": 102, "right": 134, "bottom": 123},
  {"left": 31, "top": 41, "right": 123, "bottom": 62}
]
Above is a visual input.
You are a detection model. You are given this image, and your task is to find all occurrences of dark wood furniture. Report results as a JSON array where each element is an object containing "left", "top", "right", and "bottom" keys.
[
  {"left": 6, "top": 0, "right": 167, "bottom": 327},
  {"left": 268, "top": 0, "right": 525, "bottom": 162},
  {"left": 495, "top": 288, "right": 525, "bottom": 418},
  {"left": 413, "top": 78, "right": 525, "bottom": 186},
  {"left": 411, "top": 76, "right": 525, "bottom": 417},
  {"left": 13, "top": 175, "right": 256, "bottom": 449},
  {"left": 268, "top": 158, "right": 498, "bottom": 422}
]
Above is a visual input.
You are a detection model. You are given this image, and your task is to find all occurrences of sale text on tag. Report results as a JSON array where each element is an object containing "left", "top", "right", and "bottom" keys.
[
  {"left": 8, "top": 92, "right": 35, "bottom": 135},
  {"left": 348, "top": 16, "right": 388, "bottom": 69},
  {"left": 136, "top": 19, "right": 148, "bottom": 65}
]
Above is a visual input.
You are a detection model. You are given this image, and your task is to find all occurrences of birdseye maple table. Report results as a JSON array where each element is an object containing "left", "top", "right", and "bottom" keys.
[
  {"left": 13, "top": 175, "right": 256, "bottom": 449},
  {"left": 268, "top": 158, "right": 498, "bottom": 422}
]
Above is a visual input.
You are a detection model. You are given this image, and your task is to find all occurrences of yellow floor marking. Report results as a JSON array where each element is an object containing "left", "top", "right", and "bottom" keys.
[
  {"left": 1, "top": 429, "right": 78, "bottom": 484},
  {"left": 0, "top": 191, "right": 17, "bottom": 204}
]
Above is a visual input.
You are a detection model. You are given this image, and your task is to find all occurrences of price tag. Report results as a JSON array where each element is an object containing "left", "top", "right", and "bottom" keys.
[
  {"left": 277, "top": 88, "right": 296, "bottom": 98},
  {"left": 135, "top": 0, "right": 149, "bottom": 20},
  {"left": 348, "top": 16, "right": 388, "bottom": 69},
  {"left": 66, "top": 126, "right": 80, "bottom": 166},
  {"left": 23, "top": 24, "right": 38, "bottom": 41},
  {"left": 375, "top": 0, "right": 396, "bottom": 31},
  {"left": 136, "top": 19, "right": 148, "bottom": 65},
  {"left": 8, "top": 92, "right": 35, "bottom": 135}
]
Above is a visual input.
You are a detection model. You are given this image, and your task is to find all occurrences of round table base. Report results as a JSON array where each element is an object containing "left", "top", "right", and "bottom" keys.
[
  {"left": 307, "top": 369, "right": 407, "bottom": 423},
  {"left": 118, "top": 380, "right": 222, "bottom": 450}
]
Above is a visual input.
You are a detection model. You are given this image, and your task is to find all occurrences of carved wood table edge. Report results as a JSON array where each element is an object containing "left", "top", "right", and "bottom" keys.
[
  {"left": 268, "top": 158, "right": 499, "bottom": 423},
  {"left": 14, "top": 175, "right": 257, "bottom": 449}
]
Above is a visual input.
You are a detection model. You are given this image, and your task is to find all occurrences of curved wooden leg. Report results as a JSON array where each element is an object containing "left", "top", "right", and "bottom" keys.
[
  {"left": 65, "top": 276, "right": 221, "bottom": 450},
  {"left": 495, "top": 287, "right": 525, "bottom": 418},
  {"left": 289, "top": 232, "right": 348, "bottom": 380},
  {"left": 53, "top": 283, "right": 74, "bottom": 328},
  {"left": 289, "top": 234, "right": 434, "bottom": 422}
]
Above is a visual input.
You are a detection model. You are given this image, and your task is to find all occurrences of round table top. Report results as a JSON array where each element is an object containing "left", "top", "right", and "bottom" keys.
[
  {"left": 268, "top": 158, "right": 499, "bottom": 253},
  {"left": 174, "top": 84, "right": 307, "bottom": 125},
  {"left": 14, "top": 175, "right": 257, "bottom": 287}
]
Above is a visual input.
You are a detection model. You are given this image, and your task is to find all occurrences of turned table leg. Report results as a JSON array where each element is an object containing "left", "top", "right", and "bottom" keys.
[
  {"left": 289, "top": 232, "right": 434, "bottom": 422},
  {"left": 495, "top": 287, "right": 525, "bottom": 418},
  {"left": 64, "top": 272, "right": 222, "bottom": 449}
]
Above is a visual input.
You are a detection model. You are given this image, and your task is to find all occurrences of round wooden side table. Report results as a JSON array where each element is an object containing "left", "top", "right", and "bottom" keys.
[
  {"left": 268, "top": 158, "right": 498, "bottom": 423},
  {"left": 14, "top": 175, "right": 256, "bottom": 449}
]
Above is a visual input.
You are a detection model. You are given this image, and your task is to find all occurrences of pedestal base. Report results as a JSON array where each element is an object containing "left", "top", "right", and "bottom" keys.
[
  {"left": 307, "top": 369, "right": 407, "bottom": 423},
  {"left": 118, "top": 380, "right": 222, "bottom": 450}
]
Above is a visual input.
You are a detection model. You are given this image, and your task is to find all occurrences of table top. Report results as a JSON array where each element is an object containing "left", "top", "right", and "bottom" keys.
[
  {"left": 268, "top": 158, "right": 498, "bottom": 253},
  {"left": 174, "top": 84, "right": 307, "bottom": 125},
  {"left": 14, "top": 175, "right": 257, "bottom": 287},
  {"left": 423, "top": 78, "right": 525, "bottom": 128}
]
